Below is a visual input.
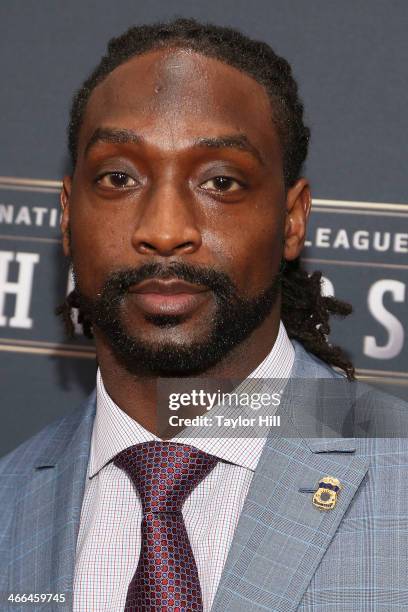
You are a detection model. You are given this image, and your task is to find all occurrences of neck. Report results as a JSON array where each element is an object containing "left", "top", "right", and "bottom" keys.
[{"left": 95, "top": 302, "right": 281, "bottom": 436}]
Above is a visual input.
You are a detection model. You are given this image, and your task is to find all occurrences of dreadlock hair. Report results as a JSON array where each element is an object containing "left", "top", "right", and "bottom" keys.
[{"left": 59, "top": 17, "right": 355, "bottom": 379}]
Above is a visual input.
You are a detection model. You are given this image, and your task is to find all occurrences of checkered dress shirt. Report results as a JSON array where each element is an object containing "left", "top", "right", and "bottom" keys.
[{"left": 73, "top": 321, "right": 294, "bottom": 611}]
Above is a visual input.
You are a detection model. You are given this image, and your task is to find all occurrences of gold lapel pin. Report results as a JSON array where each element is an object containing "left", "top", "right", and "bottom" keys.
[{"left": 312, "top": 476, "right": 342, "bottom": 511}]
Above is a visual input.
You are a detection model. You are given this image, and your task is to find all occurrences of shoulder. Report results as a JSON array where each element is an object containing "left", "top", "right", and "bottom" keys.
[
  {"left": 291, "top": 340, "right": 408, "bottom": 450},
  {"left": 352, "top": 381, "right": 408, "bottom": 439},
  {"left": 0, "top": 389, "right": 96, "bottom": 476},
  {"left": 291, "top": 339, "right": 346, "bottom": 379}
]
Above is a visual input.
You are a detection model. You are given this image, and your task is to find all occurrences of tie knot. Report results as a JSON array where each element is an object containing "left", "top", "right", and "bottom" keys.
[{"left": 113, "top": 441, "right": 218, "bottom": 513}]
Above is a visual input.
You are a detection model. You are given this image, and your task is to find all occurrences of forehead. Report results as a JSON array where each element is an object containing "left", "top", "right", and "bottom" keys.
[{"left": 79, "top": 47, "right": 279, "bottom": 157}]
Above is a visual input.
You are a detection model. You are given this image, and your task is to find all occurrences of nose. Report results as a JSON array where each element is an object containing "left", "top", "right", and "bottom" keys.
[{"left": 131, "top": 180, "right": 202, "bottom": 257}]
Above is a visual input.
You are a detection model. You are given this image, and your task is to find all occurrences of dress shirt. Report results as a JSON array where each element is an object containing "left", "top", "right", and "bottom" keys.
[{"left": 73, "top": 321, "right": 295, "bottom": 612}]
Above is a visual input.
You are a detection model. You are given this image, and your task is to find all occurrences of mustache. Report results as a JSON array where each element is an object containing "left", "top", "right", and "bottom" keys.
[{"left": 90, "top": 261, "right": 239, "bottom": 302}]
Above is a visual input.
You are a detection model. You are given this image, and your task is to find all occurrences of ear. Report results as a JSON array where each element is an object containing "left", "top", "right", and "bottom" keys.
[
  {"left": 283, "top": 178, "right": 312, "bottom": 260},
  {"left": 60, "top": 175, "right": 72, "bottom": 257}
]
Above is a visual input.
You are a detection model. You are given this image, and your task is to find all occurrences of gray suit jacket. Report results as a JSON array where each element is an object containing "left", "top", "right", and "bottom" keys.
[{"left": 1, "top": 340, "right": 408, "bottom": 611}]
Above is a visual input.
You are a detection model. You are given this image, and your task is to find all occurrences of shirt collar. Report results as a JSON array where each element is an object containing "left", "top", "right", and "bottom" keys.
[{"left": 89, "top": 321, "right": 294, "bottom": 478}]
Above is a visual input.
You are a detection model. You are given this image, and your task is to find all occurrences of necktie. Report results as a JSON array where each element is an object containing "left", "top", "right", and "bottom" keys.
[{"left": 113, "top": 440, "right": 219, "bottom": 612}]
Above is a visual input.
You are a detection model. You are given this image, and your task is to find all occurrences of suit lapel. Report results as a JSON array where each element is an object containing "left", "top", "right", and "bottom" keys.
[
  {"left": 7, "top": 395, "right": 96, "bottom": 604},
  {"left": 211, "top": 435, "right": 369, "bottom": 611},
  {"left": 211, "top": 344, "right": 370, "bottom": 611}
]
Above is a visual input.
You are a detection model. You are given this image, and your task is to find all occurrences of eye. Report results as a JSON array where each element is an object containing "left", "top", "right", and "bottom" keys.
[
  {"left": 199, "top": 176, "right": 243, "bottom": 193},
  {"left": 96, "top": 172, "right": 137, "bottom": 189}
]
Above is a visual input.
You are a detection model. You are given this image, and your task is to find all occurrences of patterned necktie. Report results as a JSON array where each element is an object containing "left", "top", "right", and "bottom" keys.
[{"left": 113, "top": 440, "right": 219, "bottom": 612}]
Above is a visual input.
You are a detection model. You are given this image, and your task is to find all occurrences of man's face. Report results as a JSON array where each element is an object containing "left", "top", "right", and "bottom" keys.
[{"left": 61, "top": 47, "right": 310, "bottom": 376}]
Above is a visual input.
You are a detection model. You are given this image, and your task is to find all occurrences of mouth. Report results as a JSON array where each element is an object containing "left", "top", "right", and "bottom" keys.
[{"left": 128, "top": 278, "right": 211, "bottom": 317}]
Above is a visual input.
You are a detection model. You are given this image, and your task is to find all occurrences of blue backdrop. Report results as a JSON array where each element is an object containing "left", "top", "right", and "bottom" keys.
[{"left": 1, "top": 0, "right": 407, "bottom": 456}]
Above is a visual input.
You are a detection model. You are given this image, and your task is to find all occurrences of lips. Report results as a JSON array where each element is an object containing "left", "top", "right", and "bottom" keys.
[
  {"left": 129, "top": 278, "right": 210, "bottom": 316},
  {"left": 131, "top": 279, "right": 208, "bottom": 295}
]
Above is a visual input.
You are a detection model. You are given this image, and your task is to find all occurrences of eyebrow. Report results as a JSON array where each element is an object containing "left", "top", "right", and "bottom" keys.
[
  {"left": 84, "top": 128, "right": 143, "bottom": 157},
  {"left": 195, "top": 134, "right": 265, "bottom": 166},
  {"left": 84, "top": 127, "right": 265, "bottom": 166}
]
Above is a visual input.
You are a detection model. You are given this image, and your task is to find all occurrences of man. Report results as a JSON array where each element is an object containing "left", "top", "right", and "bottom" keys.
[{"left": 1, "top": 17, "right": 407, "bottom": 612}]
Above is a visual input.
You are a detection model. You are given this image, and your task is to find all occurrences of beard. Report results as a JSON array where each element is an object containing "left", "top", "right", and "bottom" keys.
[{"left": 73, "top": 260, "right": 282, "bottom": 377}]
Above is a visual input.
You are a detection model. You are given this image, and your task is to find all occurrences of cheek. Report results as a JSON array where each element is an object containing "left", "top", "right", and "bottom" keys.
[
  {"left": 68, "top": 199, "right": 135, "bottom": 294},
  {"left": 212, "top": 209, "right": 285, "bottom": 294},
  {"left": 243, "top": 225, "right": 284, "bottom": 291}
]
